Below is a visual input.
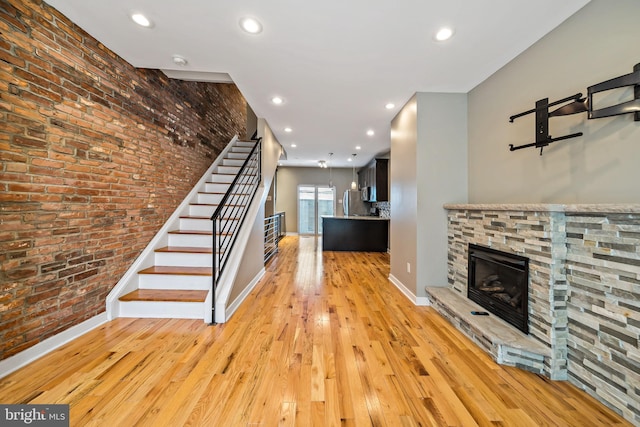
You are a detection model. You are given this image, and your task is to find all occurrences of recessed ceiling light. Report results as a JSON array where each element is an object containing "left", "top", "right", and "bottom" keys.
[
  {"left": 284, "top": 127, "right": 292, "bottom": 133},
  {"left": 240, "top": 17, "right": 263, "bottom": 34},
  {"left": 385, "top": 103, "right": 395, "bottom": 110},
  {"left": 291, "top": 143, "right": 297, "bottom": 148},
  {"left": 131, "top": 13, "right": 152, "bottom": 28},
  {"left": 356, "top": 146, "right": 361, "bottom": 150},
  {"left": 348, "top": 157, "right": 353, "bottom": 162},
  {"left": 366, "top": 130, "right": 375, "bottom": 136},
  {"left": 272, "top": 96, "right": 283, "bottom": 105},
  {"left": 172, "top": 55, "right": 188, "bottom": 66},
  {"left": 435, "top": 27, "right": 454, "bottom": 41}
]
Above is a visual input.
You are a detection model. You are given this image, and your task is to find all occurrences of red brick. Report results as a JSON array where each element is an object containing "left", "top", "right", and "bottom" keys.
[
  {"left": 0, "top": 193, "right": 30, "bottom": 202},
  {"left": 0, "top": 0, "right": 247, "bottom": 361}
]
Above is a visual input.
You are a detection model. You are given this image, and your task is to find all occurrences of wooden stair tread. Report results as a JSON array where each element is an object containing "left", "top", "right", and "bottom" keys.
[
  {"left": 138, "top": 266, "right": 212, "bottom": 275},
  {"left": 155, "top": 246, "right": 213, "bottom": 254},
  {"left": 119, "top": 289, "right": 208, "bottom": 302}
]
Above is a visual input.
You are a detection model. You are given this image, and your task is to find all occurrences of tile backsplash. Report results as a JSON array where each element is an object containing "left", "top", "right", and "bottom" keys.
[{"left": 374, "top": 201, "right": 390, "bottom": 218}]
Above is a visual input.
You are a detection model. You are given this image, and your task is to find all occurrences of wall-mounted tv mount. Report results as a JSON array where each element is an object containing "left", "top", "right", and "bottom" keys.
[{"left": 509, "top": 62, "right": 640, "bottom": 155}]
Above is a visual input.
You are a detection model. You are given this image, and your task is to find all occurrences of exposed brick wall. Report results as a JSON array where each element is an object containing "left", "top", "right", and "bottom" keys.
[{"left": 0, "top": 0, "right": 247, "bottom": 360}]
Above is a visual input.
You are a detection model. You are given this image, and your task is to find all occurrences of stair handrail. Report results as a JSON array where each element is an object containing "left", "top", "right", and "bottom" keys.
[{"left": 210, "top": 137, "right": 262, "bottom": 323}]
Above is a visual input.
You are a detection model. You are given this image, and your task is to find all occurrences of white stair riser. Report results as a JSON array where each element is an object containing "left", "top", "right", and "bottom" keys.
[
  {"left": 205, "top": 186, "right": 251, "bottom": 197},
  {"left": 227, "top": 152, "right": 249, "bottom": 160},
  {"left": 210, "top": 174, "right": 235, "bottom": 183},
  {"left": 204, "top": 182, "right": 228, "bottom": 193},
  {"left": 213, "top": 220, "right": 240, "bottom": 235},
  {"left": 119, "top": 301, "right": 206, "bottom": 319},
  {"left": 222, "top": 159, "right": 246, "bottom": 167},
  {"left": 180, "top": 217, "right": 212, "bottom": 232},
  {"left": 232, "top": 147, "right": 252, "bottom": 153},
  {"left": 198, "top": 193, "right": 224, "bottom": 204},
  {"left": 139, "top": 273, "right": 211, "bottom": 289},
  {"left": 154, "top": 251, "right": 212, "bottom": 267},
  {"left": 217, "top": 166, "right": 241, "bottom": 175},
  {"left": 168, "top": 233, "right": 212, "bottom": 247},
  {"left": 189, "top": 204, "right": 216, "bottom": 217}
]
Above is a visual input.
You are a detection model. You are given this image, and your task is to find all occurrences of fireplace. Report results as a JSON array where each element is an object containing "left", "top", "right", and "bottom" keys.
[{"left": 468, "top": 244, "right": 529, "bottom": 334}]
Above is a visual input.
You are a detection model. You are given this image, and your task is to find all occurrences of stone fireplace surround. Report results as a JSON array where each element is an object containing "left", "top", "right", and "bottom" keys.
[{"left": 427, "top": 203, "right": 640, "bottom": 423}]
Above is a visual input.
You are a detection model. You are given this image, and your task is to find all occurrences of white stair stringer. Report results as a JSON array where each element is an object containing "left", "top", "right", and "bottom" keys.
[{"left": 106, "top": 136, "right": 261, "bottom": 321}]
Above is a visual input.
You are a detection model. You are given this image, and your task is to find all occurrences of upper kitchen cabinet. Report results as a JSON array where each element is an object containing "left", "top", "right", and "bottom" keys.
[{"left": 358, "top": 158, "right": 388, "bottom": 202}]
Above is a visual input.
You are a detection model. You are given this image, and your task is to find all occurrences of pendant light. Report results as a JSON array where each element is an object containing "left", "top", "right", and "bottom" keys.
[{"left": 351, "top": 153, "right": 357, "bottom": 190}]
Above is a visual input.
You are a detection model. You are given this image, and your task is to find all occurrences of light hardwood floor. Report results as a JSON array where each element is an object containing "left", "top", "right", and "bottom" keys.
[{"left": 0, "top": 236, "right": 630, "bottom": 426}]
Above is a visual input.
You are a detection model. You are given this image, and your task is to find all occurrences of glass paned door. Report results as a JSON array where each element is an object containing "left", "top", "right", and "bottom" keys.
[
  {"left": 316, "top": 187, "right": 335, "bottom": 234},
  {"left": 298, "top": 186, "right": 316, "bottom": 235},
  {"left": 298, "top": 185, "right": 335, "bottom": 235}
]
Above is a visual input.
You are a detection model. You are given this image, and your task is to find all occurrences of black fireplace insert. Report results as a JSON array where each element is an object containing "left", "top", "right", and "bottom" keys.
[{"left": 468, "top": 244, "right": 529, "bottom": 334}]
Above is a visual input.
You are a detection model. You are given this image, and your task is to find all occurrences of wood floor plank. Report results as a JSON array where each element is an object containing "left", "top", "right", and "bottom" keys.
[{"left": 0, "top": 236, "right": 631, "bottom": 426}]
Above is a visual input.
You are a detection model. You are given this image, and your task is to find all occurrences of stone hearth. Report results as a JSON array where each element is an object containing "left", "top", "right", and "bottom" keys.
[{"left": 427, "top": 286, "right": 550, "bottom": 374}]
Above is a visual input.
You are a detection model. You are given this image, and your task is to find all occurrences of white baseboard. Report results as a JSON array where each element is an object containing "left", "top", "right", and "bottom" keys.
[
  {"left": 0, "top": 313, "right": 108, "bottom": 379},
  {"left": 388, "top": 274, "right": 431, "bottom": 306},
  {"left": 225, "top": 268, "right": 266, "bottom": 320}
]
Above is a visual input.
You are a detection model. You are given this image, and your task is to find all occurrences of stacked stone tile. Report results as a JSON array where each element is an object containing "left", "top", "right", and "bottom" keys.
[
  {"left": 442, "top": 204, "right": 640, "bottom": 423},
  {"left": 565, "top": 211, "right": 640, "bottom": 422}
]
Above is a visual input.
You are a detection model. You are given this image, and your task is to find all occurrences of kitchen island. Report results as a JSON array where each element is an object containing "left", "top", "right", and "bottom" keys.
[{"left": 322, "top": 216, "right": 389, "bottom": 252}]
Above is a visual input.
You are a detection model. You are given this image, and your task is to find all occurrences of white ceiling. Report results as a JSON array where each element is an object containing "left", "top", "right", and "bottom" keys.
[{"left": 46, "top": 0, "right": 590, "bottom": 168}]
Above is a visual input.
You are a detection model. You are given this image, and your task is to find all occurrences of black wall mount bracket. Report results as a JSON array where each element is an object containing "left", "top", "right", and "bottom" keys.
[{"left": 508, "top": 62, "right": 640, "bottom": 155}]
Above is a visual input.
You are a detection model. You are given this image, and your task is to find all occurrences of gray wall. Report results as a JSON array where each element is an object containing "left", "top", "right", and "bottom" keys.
[
  {"left": 390, "top": 96, "right": 418, "bottom": 295},
  {"left": 468, "top": 0, "right": 640, "bottom": 203},
  {"left": 229, "top": 203, "right": 266, "bottom": 303},
  {"left": 265, "top": 175, "right": 276, "bottom": 217},
  {"left": 416, "top": 93, "right": 468, "bottom": 293},
  {"left": 275, "top": 167, "right": 354, "bottom": 233},
  {"left": 390, "top": 93, "right": 468, "bottom": 299}
]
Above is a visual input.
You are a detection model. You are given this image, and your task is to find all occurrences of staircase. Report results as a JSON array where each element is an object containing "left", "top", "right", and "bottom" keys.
[{"left": 113, "top": 138, "right": 258, "bottom": 321}]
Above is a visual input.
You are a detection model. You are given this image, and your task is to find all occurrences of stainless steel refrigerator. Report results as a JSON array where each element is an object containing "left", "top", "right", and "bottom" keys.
[{"left": 343, "top": 189, "right": 369, "bottom": 216}]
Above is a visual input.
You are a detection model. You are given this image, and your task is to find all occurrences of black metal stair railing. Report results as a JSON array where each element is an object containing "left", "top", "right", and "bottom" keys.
[
  {"left": 264, "top": 214, "right": 279, "bottom": 263},
  {"left": 210, "top": 138, "right": 262, "bottom": 324}
]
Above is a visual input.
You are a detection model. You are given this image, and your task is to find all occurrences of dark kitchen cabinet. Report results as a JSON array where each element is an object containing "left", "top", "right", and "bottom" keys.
[
  {"left": 358, "top": 158, "right": 388, "bottom": 202},
  {"left": 322, "top": 217, "right": 389, "bottom": 252}
]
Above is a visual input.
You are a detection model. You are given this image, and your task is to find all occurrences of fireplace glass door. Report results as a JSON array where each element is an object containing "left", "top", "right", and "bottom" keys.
[{"left": 468, "top": 244, "right": 529, "bottom": 334}]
